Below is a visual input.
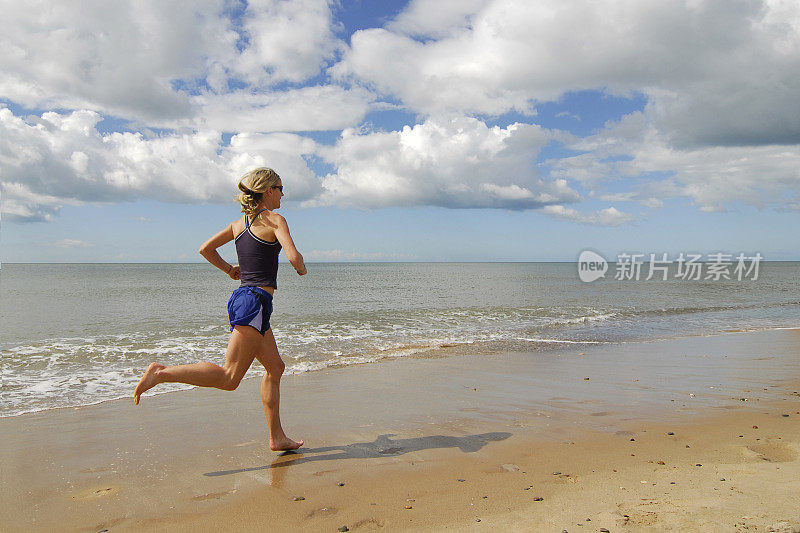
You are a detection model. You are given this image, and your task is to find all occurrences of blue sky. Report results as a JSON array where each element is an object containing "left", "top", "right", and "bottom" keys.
[{"left": 2, "top": 0, "right": 799, "bottom": 262}]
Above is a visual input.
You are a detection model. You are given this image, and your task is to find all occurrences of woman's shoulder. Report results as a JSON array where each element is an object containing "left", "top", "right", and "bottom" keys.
[
  {"left": 231, "top": 215, "right": 247, "bottom": 235},
  {"left": 262, "top": 210, "right": 286, "bottom": 227}
]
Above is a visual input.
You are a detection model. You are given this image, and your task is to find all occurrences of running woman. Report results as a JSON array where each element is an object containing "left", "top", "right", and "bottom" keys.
[{"left": 134, "top": 167, "right": 305, "bottom": 451}]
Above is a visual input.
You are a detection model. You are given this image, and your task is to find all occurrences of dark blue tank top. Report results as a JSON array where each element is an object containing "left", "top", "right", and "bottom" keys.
[{"left": 235, "top": 209, "right": 281, "bottom": 288}]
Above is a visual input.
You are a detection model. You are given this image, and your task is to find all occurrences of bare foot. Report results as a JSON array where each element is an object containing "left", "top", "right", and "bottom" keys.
[
  {"left": 269, "top": 437, "right": 304, "bottom": 451},
  {"left": 134, "top": 362, "right": 165, "bottom": 405}
]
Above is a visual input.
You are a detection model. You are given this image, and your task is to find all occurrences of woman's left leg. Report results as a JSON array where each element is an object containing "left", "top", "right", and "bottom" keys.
[{"left": 133, "top": 326, "right": 262, "bottom": 404}]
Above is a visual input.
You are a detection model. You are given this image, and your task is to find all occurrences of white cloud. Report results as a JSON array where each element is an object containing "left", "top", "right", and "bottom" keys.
[
  {"left": 0, "top": 0, "right": 234, "bottom": 121},
  {"left": 0, "top": 0, "right": 349, "bottom": 128},
  {"left": 0, "top": 107, "right": 321, "bottom": 221},
  {"left": 304, "top": 249, "right": 415, "bottom": 261},
  {"left": 541, "top": 205, "right": 635, "bottom": 226},
  {"left": 313, "top": 114, "right": 579, "bottom": 209},
  {"left": 0, "top": 181, "right": 74, "bottom": 222},
  {"left": 566, "top": 111, "right": 800, "bottom": 212},
  {"left": 232, "top": 0, "right": 341, "bottom": 85},
  {"left": 546, "top": 153, "right": 619, "bottom": 186},
  {"left": 54, "top": 239, "right": 93, "bottom": 248},
  {"left": 387, "top": 0, "right": 491, "bottom": 39},
  {"left": 2, "top": 0, "right": 798, "bottom": 227},
  {"left": 186, "top": 85, "right": 374, "bottom": 133},
  {"left": 335, "top": 0, "right": 800, "bottom": 147}
]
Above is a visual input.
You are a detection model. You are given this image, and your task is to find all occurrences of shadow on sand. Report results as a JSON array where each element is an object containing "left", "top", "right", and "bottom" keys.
[{"left": 204, "top": 432, "right": 512, "bottom": 477}]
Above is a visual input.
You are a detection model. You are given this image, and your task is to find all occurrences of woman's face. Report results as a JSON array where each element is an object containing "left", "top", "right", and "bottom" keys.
[{"left": 268, "top": 179, "right": 284, "bottom": 210}]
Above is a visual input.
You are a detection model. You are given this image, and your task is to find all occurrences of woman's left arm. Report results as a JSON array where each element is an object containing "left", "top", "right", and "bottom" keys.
[{"left": 199, "top": 224, "right": 240, "bottom": 280}]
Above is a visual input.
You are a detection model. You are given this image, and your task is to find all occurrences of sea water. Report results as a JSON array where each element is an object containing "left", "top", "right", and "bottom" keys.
[{"left": 2, "top": 262, "right": 798, "bottom": 417}]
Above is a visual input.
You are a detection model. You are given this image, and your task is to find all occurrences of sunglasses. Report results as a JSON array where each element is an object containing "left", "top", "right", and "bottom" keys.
[{"left": 272, "top": 186, "right": 283, "bottom": 192}]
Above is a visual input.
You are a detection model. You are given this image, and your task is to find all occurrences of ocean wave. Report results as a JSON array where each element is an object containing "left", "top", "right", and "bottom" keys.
[{"left": 3, "top": 299, "right": 799, "bottom": 418}]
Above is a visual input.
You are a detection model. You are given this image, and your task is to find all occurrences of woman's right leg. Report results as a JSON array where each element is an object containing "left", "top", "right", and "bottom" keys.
[
  {"left": 133, "top": 326, "right": 261, "bottom": 404},
  {"left": 254, "top": 328, "right": 303, "bottom": 451}
]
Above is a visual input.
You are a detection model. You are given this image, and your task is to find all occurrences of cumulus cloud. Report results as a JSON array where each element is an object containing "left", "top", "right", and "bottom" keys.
[
  {"left": 232, "top": 0, "right": 341, "bottom": 85},
  {"left": 0, "top": 0, "right": 234, "bottom": 121},
  {"left": 0, "top": 0, "right": 349, "bottom": 126},
  {"left": 566, "top": 111, "right": 800, "bottom": 212},
  {"left": 186, "top": 85, "right": 374, "bottom": 133},
  {"left": 387, "top": 0, "right": 492, "bottom": 39},
  {"left": 541, "top": 205, "right": 635, "bottom": 226},
  {"left": 313, "top": 114, "right": 579, "bottom": 209},
  {"left": 0, "top": 181, "right": 73, "bottom": 223},
  {"left": 2, "top": 0, "right": 798, "bottom": 227},
  {"left": 0, "top": 107, "right": 321, "bottom": 220},
  {"left": 335, "top": 0, "right": 800, "bottom": 147}
]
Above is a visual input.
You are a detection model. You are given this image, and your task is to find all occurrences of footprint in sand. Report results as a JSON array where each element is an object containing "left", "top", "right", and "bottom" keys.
[
  {"left": 92, "top": 518, "right": 126, "bottom": 531},
  {"left": 307, "top": 506, "right": 338, "bottom": 518},
  {"left": 71, "top": 486, "right": 118, "bottom": 500},
  {"left": 746, "top": 441, "right": 798, "bottom": 462},
  {"left": 312, "top": 469, "right": 339, "bottom": 477},
  {"left": 350, "top": 517, "right": 384, "bottom": 530},
  {"left": 78, "top": 466, "right": 110, "bottom": 474},
  {"left": 192, "top": 489, "right": 238, "bottom": 501}
]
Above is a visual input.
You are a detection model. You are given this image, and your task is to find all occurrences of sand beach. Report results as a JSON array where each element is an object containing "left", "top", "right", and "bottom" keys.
[{"left": 2, "top": 328, "right": 800, "bottom": 532}]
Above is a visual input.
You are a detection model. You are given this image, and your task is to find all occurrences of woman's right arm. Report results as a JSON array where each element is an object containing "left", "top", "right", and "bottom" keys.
[
  {"left": 199, "top": 223, "right": 240, "bottom": 280},
  {"left": 274, "top": 215, "right": 307, "bottom": 275}
]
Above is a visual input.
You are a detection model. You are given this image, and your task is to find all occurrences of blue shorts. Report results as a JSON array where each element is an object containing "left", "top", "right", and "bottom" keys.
[{"left": 228, "top": 286, "right": 273, "bottom": 335}]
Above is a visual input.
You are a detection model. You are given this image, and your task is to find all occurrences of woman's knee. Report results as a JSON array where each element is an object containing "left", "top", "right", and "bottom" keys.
[
  {"left": 267, "top": 359, "right": 285, "bottom": 379},
  {"left": 222, "top": 370, "right": 243, "bottom": 391}
]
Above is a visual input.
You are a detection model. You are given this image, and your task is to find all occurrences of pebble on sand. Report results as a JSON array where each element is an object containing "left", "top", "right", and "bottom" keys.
[
  {"left": 534, "top": 497, "right": 544, "bottom": 501},
  {"left": 458, "top": 478, "right": 466, "bottom": 482},
  {"left": 338, "top": 527, "right": 349, "bottom": 532},
  {"left": 337, "top": 482, "right": 345, "bottom": 486},
  {"left": 600, "top": 528, "right": 610, "bottom": 532},
  {"left": 405, "top": 505, "right": 412, "bottom": 509},
  {"left": 667, "top": 432, "right": 675, "bottom": 435},
  {"left": 657, "top": 461, "right": 665, "bottom": 465},
  {"left": 293, "top": 497, "right": 305, "bottom": 501}
]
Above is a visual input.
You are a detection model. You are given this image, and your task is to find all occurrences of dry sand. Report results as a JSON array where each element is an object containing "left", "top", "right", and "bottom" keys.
[{"left": 2, "top": 329, "right": 800, "bottom": 532}]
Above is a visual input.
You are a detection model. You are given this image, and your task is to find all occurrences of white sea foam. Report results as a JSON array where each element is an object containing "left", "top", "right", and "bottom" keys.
[
  {"left": 515, "top": 338, "right": 606, "bottom": 344},
  {"left": 4, "top": 266, "right": 798, "bottom": 419}
]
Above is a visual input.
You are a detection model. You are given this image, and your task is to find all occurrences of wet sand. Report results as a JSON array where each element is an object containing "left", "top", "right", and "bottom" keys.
[{"left": 2, "top": 329, "right": 800, "bottom": 531}]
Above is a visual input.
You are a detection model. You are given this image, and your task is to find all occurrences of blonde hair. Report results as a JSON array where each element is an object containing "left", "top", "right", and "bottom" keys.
[{"left": 235, "top": 167, "right": 281, "bottom": 215}]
